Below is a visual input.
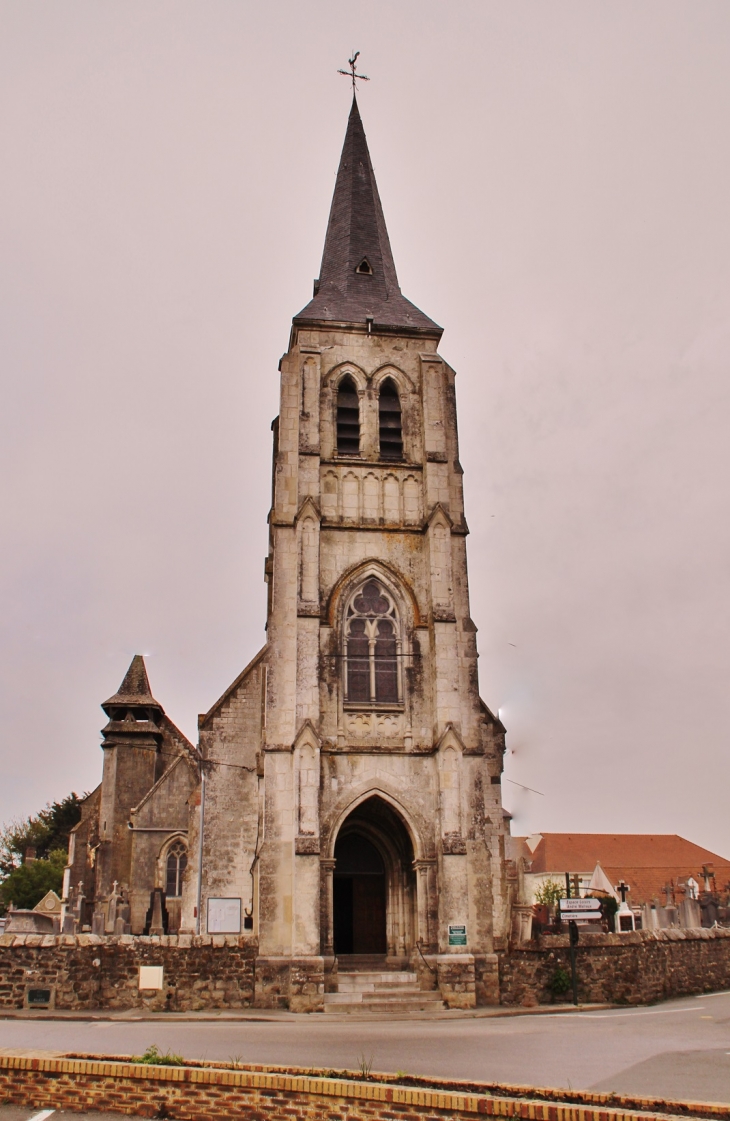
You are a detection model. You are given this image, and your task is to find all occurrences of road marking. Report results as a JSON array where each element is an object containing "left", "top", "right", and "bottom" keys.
[
  {"left": 697, "top": 990, "right": 730, "bottom": 999},
  {"left": 28, "top": 1112, "right": 55, "bottom": 1120}
]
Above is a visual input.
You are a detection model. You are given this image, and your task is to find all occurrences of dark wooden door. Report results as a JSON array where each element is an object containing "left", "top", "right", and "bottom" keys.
[
  {"left": 333, "top": 877, "right": 354, "bottom": 954},
  {"left": 352, "top": 875, "right": 386, "bottom": 954},
  {"left": 334, "top": 874, "right": 386, "bottom": 955}
]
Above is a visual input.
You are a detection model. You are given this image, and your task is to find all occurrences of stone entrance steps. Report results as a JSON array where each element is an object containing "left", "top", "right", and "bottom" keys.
[{"left": 325, "top": 956, "right": 445, "bottom": 1014}]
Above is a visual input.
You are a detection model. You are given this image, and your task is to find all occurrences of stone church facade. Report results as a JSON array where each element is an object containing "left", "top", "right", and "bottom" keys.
[{"left": 66, "top": 96, "right": 510, "bottom": 1010}]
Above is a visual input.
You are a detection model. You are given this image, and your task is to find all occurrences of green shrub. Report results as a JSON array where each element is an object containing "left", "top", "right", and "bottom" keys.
[
  {"left": 548, "top": 966, "right": 572, "bottom": 996},
  {"left": 132, "top": 1045, "right": 185, "bottom": 1067},
  {"left": 534, "top": 879, "right": 566, "bottom": 907}
]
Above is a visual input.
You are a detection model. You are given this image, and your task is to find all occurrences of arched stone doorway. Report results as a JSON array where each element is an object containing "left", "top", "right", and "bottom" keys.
[{"left": 331, "top": 796, "right": 417, "bottom": 961}]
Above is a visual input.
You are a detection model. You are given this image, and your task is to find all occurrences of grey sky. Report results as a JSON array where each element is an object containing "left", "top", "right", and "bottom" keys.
[{"left": 1, "top": 1, "right": 729, "bottom": 855}]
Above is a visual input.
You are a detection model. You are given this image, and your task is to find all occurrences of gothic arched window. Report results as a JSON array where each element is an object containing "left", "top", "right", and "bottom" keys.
[
  {"left": 337, "top": 375, "right": 360, "bottom": 456},
  {"left": 378, "top": 378, "right": 403, "bottom": 460},
  {"left": 165, "top": 841, "right": 187, "bottom": 898},
  {"left": 344, "top": 579, "right": 401, "bottom": 705}
]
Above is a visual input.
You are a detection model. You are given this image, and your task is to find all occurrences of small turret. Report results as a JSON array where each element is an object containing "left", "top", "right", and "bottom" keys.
[{"left": 96, "top": 656, "right": 165, "bottom": 902}]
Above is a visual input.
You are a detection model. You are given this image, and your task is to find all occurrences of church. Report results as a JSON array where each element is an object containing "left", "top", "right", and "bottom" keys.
[{"left": 65, "top": 94, "right": 510, "bottom": 1010}]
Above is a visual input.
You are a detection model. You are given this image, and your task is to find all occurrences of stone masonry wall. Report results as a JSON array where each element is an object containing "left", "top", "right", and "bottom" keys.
[
  {"left": 0, "top": 933, "right": 256, "bottom": 1011},
  {"left": 1, "top": 927, "right": 729, "bottom": 1012},
  {"left": 500, "top": 927, "right": 730, "bottom": 1006}
]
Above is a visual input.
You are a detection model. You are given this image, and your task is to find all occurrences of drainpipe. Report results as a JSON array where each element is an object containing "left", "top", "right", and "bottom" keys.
[{"left": 195, "top": 764, "right": 206, "bottom": 935}]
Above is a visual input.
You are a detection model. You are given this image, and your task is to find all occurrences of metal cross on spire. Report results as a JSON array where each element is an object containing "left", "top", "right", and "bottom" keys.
[{"left": 338, "top": 51, "right": 370, "bottom": 93}]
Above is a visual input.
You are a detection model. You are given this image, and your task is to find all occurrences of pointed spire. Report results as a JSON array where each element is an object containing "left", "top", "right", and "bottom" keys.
[
  {"left": 294, "top": 97, "right": 441, "bottom": 336},
  {"left": 103, "top": 655, "right": 162, "bottom": 711}
]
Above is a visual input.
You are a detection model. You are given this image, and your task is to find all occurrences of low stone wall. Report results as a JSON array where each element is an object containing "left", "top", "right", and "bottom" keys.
[
  {"left": 1, "top": 1055, "right": 728, "bottom": 1121},
  {"left": 1, "top": 928, "right": 729, "bottom": 1012},
  {"left": 501, "top": 927, "right": 730, "bottom": 1006},
  {"left": 0, "top": 933, "right": 256, "bottom": 1011}
]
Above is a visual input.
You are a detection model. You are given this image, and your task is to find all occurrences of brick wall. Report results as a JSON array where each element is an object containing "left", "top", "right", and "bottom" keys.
[
  {"left": 501, "top": 927, "right": 730, "bottom": 1006},
  {"left": 0, "top": 933, "right": 255, "bottom": 1011},
  {"left": 1, "top": 1055, "right": 727, "bottom": 1121}
]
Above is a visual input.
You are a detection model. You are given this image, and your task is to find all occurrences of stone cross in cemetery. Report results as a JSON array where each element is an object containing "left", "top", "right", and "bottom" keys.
[
  {"left": 564, "top": 873, "right": 582, "bottom": 898},
  {"left": 661, "top": 881, "right": 679, "bottom": 927},
  {"left": 615, "top": 880, "right": 636, "bottom": 932},
  {"left": 702, "top": 864, "right": 716, "bottom": 893},
  {"left": 106, "top": 881, "right": 121, "bottom": 933}
]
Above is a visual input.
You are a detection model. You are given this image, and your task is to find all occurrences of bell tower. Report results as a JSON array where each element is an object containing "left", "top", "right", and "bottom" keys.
[{"left": 254, "top": 95, "right": 509, "bottom": 1009}]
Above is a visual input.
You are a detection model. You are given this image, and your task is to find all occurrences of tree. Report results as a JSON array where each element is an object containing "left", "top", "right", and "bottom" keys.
[
  {"left": 534, "top": 879, "right": 566, "bottom": 907},
  {"left": 0, "top": 849, "right": 66, "bottom": 911},
  {"left": 0, "top": 793, "right": 84, "bottom": 876},
  {"left": 0, "top": 793, "right": 85, "bottom": 915}
]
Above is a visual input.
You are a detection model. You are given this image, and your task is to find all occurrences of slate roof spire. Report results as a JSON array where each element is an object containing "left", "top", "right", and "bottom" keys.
[
  {"left": 294, "top": 96, "right": 441, "bottom": 336},
  {"left": 103, "top": 654, "right": 162, "bottom": 712}
]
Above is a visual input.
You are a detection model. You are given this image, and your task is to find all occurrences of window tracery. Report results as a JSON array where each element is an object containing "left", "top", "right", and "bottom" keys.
[
  {"left": 344, "top": 579, "right": 401, "bottom": 705},
  {"left": 165, "top": 840, "right": 187, "bottom": 898}
]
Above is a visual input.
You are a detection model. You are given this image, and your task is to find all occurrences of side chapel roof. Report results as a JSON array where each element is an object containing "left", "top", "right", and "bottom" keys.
[{"left": 294, "top": 96, "right": 441, "bottom": 337}]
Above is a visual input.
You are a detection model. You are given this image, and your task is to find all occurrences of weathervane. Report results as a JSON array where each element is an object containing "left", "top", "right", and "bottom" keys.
[{"left": 338, "top": 51, "right": 370, "bottom": 93}]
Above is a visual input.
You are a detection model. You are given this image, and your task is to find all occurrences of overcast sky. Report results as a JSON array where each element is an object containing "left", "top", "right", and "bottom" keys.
[{"left": 1, "top": 1, "right": 729, "bottom": 857}]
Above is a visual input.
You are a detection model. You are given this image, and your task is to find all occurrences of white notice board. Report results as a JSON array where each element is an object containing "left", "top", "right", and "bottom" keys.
[
  {"left": 207, "top": 897, "right": 242, "bottom": 934},
  {"left": 138, "top": 965, "right": 164, "bottom": 990}
]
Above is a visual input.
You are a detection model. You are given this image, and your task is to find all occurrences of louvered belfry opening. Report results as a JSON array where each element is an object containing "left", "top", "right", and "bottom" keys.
[
  {"left": 379, "top": 378, "right": 403, "bottom": 460},
  {"left": 337, "top": 375, "right": 360, "bottom": 455}
]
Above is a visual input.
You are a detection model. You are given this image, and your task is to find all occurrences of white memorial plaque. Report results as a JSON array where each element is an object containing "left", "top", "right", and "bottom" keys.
[
  {"left": 138, "top": 965, "right": 164, "bottom": 990},
  {"left": 207, "top": 897, "right": 242, "bottom": 934}
]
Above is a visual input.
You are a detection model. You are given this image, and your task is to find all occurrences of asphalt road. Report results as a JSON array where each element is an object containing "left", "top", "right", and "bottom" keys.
[{"left": 2, "top": 992, "right": 730, "bottom": 1108}]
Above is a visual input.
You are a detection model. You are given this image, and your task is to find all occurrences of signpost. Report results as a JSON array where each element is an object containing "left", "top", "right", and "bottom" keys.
[
  {"left": 559, "top": 897, "right": 602, "bottom": 923},
  {"left": 558, "top": 896, "right": 602, "bottom": 1006}
]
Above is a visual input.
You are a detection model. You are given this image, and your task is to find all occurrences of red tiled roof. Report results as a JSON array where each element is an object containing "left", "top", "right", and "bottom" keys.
[{"left": 522, "top": 833, "right": 730, "bottom": 905}]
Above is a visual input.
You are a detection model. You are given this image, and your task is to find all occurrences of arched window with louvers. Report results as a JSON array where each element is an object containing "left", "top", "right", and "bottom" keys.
[
  {"left": 378, "top": 378, "right": 403, "bottom": 460},
  {"left": 336, "top": 375, "right": 361, "bottom": 456}
]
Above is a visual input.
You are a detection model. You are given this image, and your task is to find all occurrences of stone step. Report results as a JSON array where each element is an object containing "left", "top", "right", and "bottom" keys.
[
  {"left": 327, "top": 991, "right": 411, "bottom": 1003},
  {"left": 336, "top": 972, "right": 418, "bottom": 990},
  {"left": 336, "top": 955, "right": 407, "bottom": 972},
  {"left": 325, "top": 990, "right": 439, "bottom": 1005},
  {"left": 336, "top": 981, "right": 422, "bottom": 994},
  {"left": 323, "top": 998, "right": 446, "bottom": 1014}
]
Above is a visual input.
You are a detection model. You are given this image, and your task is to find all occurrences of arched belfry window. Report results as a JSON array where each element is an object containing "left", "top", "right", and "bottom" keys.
[
  {"left": 344, "top": 579, "right": 401, "bottom": 705},
  {"left": 337, "top": 375, "right": 360, "bottom": 456},
  {"left": 378, "top": 379, "right": 403, "bottom": 460},
  {"left": 165, "top": 841, "right": 187, "bottom": 898}
]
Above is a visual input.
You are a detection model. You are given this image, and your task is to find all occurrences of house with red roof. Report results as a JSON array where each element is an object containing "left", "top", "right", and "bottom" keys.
[{"left": 508, "top": 833, "right": 730, "bottom": 907}]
